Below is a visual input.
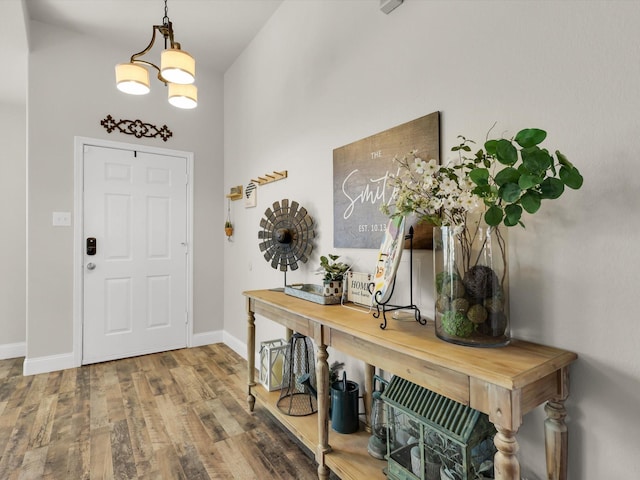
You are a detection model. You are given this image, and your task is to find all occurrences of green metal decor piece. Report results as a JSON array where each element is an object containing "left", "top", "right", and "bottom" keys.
[{"left": 381, "top": 376, "right": 496, "bottom": 480}]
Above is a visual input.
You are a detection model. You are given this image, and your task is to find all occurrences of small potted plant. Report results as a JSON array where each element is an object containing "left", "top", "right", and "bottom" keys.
[
  {"left": 317, "top": 254, "right": 350, "bottom": 297},
  {"left": 224, "top": 220, "right": 233, "bottom": 238}
]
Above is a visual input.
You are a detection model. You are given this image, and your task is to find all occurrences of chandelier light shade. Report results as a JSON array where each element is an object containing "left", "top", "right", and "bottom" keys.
[
  {"left": 115, "top": 63, "right": 151, "bottom": 95},
  {"left": 160, "top": 48, "right": 195, "bottom": 84},
  {"left": 168, "top": 83, "right": 198, "bottom": 109},
  {"left": 114, "top": 0, "right": 197, "bottom": 109}
]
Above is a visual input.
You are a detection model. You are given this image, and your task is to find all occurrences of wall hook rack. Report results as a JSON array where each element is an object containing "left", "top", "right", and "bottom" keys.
[{"left": 251, "top": 170, "right": 288, "bottom": 186}]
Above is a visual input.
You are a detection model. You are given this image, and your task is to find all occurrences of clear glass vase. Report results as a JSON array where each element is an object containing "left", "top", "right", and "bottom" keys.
[{"left": 433, "top": 218, "right": 510, "bottom": 347}]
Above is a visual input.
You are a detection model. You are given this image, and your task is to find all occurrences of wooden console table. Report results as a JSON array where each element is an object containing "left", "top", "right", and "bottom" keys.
[{"left": 244, "top": 289, "right": 576, "bottom": 480}]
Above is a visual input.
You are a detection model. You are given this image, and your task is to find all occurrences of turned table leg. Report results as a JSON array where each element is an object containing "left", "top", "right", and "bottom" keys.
[
  {"left": 545, "top": 366, "right": 571, "bottom": 480},
  {"left": 545, "top": 399, "right": 568, "bottom": 480},
  {"left": 363, "top": 363, "right": 375, "bottom": 432},
  {"left": 494, "top": 426, "right": 520, "bottom": 480},
  {"left": 316, "top": 343, "right": 331, "bottom": 480},
  {"left": 246, "top": 302, "right": 256, "bottom": 411}
]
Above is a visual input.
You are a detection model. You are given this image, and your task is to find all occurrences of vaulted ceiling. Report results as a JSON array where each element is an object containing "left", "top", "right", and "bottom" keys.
[{"left": 1, "top": 0, "right": 283, "bottom": 105}]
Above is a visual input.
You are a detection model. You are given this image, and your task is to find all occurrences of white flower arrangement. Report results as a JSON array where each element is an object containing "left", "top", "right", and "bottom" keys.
[{"left": 381, "top": 150, "right": 481, "bottom": 232}]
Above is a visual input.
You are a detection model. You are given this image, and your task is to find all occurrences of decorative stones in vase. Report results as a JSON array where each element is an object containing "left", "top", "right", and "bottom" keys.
[{"left": 433, "top": 217, "right": 510, "bottom": 347}]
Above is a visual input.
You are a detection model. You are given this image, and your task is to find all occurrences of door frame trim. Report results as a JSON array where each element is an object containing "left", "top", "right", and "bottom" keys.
[{"left": 73, "top": 136, "right": 194, "bottom": 367}]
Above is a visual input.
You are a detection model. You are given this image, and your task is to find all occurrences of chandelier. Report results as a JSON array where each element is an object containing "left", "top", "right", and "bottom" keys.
[{"left": 115, "top": 0, "right": 197, "bottom": 109}]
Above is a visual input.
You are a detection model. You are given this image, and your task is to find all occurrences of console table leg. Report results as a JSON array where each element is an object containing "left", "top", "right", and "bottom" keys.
[
  {"left": 316, "top": 343, "right": 331, "bottom": 479},
  {"left": 246, "top": 303, "right": 256, "bottom": 412},
  {"left": 363, "top": 363, "right": 374, "bottom": 432},
  {"left": 494, "top": 426, "right": 520, "bottom": 480},
  {"left": 545, "top": 399, "right": 568, "bottom": 480},
  {"left": 545, "top": 366, "right": 570, "bottom": 480},
  {"left": 317, "top": 464, "right": 330, "bottom": 480}
]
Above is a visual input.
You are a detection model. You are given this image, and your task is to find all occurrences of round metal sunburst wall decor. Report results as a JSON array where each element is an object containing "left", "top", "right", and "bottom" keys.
[{"left": 258, "top": 199, "right": 315, "bottom": 272}]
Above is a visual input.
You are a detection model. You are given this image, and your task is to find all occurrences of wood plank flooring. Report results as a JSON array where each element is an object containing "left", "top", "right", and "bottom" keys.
[{"left": 0, "top": 344, "right": 323, "bottom": 480}]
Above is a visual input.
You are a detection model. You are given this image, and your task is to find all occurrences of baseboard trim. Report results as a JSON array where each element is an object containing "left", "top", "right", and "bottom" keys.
[
  {"left": 222, "top": 331, "right": 247, "bottom": 359},
  {"left": 19, "top": 331, "right": 244, "bottom": 376},
  {"left": 0, "top": 342, "right": 26, "bottom": 360},
  {"left": 23, "top": 352, "right": 76, "bottom": 376},
  {"left": 191, "top": 330, "right": 223, "bottom": 347}
]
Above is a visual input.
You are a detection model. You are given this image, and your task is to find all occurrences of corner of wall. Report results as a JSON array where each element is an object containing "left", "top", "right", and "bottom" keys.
[
  {"left": 222, "top": 330, "right": 247, "bottom": 360},
  {"left": 192, "top": 330, "right": 224, "bottom": 348},
  {"left": 22, "top": 351, "right": 76, "bottom": 376},
  {"left": 0, "top": 342, "right": 26, "bottom": 361}
]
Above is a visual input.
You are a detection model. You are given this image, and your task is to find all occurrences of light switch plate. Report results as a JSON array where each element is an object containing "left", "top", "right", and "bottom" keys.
[{"left": 52, "top": 211, "right": 71, "bottom": 226}]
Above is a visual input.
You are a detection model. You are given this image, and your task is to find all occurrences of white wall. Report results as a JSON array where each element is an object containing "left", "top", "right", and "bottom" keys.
[
  {"left": 224, "top": 1, "right": 640, "bottom": 478},
  {"left": 26, "top": 20, "right": 225, "bottom": 364},
  {"left": 0, "top": 0, "right": 28, "bottom": 360},
  {"left": 0, "top": 102, "right": 27, "bottom": 357}
]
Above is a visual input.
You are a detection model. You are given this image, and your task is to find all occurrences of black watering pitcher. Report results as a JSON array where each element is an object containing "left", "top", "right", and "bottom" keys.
[{"left": 330, "top": 371, "right": 359, "bottom": 434}]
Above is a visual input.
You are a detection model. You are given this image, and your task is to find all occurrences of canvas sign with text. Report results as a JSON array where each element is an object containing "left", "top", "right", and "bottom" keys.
[{"left": 332, "top": 112, "right": 440, "bottom": 249}]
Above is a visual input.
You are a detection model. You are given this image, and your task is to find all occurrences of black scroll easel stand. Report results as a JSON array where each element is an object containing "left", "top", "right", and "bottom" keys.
[{"left": 373, "top": 226, "right": 426, "bottom": 330}]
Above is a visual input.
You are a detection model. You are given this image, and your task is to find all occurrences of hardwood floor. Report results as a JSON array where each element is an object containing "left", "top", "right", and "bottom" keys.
[{"left": 0, "top": 344, "right": 323, "bottom": 480}]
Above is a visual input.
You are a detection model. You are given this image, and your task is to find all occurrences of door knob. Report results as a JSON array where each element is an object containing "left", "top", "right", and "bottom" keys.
[{"left": 87, "top": 262, "right": 96, "bottom": 270}]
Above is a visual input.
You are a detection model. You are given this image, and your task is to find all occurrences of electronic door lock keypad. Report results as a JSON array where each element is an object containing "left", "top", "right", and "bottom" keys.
[{"left": 86, "top": 237, "right": 97, "bottom": 255}]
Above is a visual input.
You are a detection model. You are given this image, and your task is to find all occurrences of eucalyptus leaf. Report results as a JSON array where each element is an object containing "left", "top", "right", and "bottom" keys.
[
  {"left": 559, "top": 166, "right": 584, "bottom": 189},
  {"left": 495, "top": 139, "right": 518, "bottom": 165},
  {"left": 470, "top": 168, "right": 490, "bottom": 186},
  {"left": 484, "top": 140, "right": 498, "bottom": 155},
  {"left": 515, "top": 128, "right": 547, "bottom": 148},
  {"left": 504, "top": 204, "right": 523, "bottom": 226},
  {"left": 495, "top": 167, "right": 521, "bottom": 186},
  {"left": 556, "top": 150, "right": 575, "bottom": 169},
  {"left": 520, "top": 191, "right": 542, "bottom": 213},
  {"left": 522, "top": 146, "right": 552, "bottom": 173},
  {"left": 485, "top": 205, "right": 504, "bottom": 226},
  {"left": 499, "top": 183, "right": 522, "bottom": 203},
  {"left": 472, "top": 184, "right": 493, "bottom": 197},
  {"left": 518, "top": 174, "right": 542, "bottom": 189},
  {"left": 540, "top": 177, "right": 564, "bottom": 199}
]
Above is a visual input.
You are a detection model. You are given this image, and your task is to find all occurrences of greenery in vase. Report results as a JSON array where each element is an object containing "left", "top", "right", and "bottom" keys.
[
  {"left": 454, "top": 127, "right": 583, "bottom": 228},
  {"left": 317, "top": 254, "right": 350, "bottom": 282},
  {"left": 381, "top": 126, "right": 583, "bottom": 229},
  {"left": 224, "top": 220, "right": 232, "bottom": 228},
  {"left": 382, "top": 126, "right": 583, "bottom": 341}
]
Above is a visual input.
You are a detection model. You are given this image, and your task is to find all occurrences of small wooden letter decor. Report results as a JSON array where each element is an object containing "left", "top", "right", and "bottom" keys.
[
  {"left": 333, "top": 112, "right": 440, "bottom": 249},
  {"left": 100, "top": 115, "right": 173, "bottom": 142}
]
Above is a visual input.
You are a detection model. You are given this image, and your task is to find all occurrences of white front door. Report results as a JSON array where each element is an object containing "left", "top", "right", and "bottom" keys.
[{"left": 82, "top": 145, "right": 188, "bottom": 364}]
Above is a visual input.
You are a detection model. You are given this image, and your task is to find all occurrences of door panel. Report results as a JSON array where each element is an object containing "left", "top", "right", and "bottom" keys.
[{"left": 83, "top": 145, "right": 187, "bottom": 364}]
